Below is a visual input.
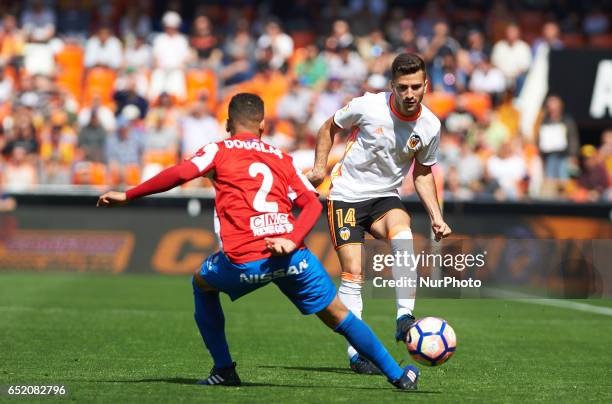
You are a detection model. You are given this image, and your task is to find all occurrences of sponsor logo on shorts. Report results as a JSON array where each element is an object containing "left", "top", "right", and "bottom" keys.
[
  {"left": 408, "top": 134, "right": 421, "bottom": 149},
  {"left": 339, "top": 227, "right": 351, "bottom": 241},
  {"left": 239, "top": 259, "right": 309, "bottom": 283}
]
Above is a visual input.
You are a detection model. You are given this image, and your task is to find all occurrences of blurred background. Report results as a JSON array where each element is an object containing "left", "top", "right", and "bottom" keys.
[
  {"left": 0, "top": 0, "right": 610, "bottom": 278},
  {"left": 0, "top": 0, "right": 609, "bottom": 204}
]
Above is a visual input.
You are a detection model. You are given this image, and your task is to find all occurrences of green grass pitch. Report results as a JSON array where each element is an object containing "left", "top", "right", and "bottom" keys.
[{"left": 1, "top": 272, "right": 611, "bottom": 403}]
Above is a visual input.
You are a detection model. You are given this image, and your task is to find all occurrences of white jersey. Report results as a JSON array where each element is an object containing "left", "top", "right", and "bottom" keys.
[{"left": 330, "top": 91, "right": 441, "bottom": 202}]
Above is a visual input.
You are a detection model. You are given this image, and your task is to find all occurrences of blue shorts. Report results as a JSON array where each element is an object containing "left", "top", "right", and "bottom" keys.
[{"left": 197, "top": 248, "right": 337, "bottom": 315}]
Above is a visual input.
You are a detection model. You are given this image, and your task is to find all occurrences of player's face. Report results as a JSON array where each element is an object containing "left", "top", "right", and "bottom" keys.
[{"left": 391, "top": 71, "right": 427, "bottom": 116}]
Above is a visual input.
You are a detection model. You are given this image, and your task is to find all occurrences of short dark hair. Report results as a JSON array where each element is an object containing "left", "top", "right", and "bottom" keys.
[
  {"left": 228, "top": 93, "right": 264, "bottom": 125},
  {"left": 391, "top": 53, "right": 426, "bottom": 80}
]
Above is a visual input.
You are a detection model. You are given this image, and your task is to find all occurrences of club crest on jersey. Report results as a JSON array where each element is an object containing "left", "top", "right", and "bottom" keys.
[
  {"left": 408, "top": 133, "right": 421, "bottom": 150},
  {"left": 339, "top": 227, "right": 351, "bottom": 241}
]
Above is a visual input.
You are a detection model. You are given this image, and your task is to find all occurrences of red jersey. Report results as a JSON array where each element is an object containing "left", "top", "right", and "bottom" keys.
[{"left": 127, "top": 132, "right": 319, "bottom": 263}]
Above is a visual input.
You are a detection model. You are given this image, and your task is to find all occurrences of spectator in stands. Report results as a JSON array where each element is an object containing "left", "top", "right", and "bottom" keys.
[
  {"left": 582, "top": 6, "right": 609, "bottom": 36},
  {"left": 141, "top": 110, "right": 179, "bottom": 180},
  {"left": 2, "top": 145, "right": 38, "bottom": 191},
  {"left": 120, "top": 2, "right": 152, "bottom": 41},
  {"left": 445, "top": 165, "right": 474, "bottom": 201},
  {"left": 6, "top": 119, "right": 38, "bottom": 156},
  {"left": 144, "top": 110, "right": 178, "bottom": 157},
  {"left": 357, "top": 29, "right": 390, "bottom": 68},
  {"left": 444, "top": 97, "right": 477, "bottom": 136},
  {"left": 457, "top": 143, "right": 484, "bottom": 195},
  {"left": 485, "top": 141, "right": 527, "bottom": 200},
  {"left": 464, "top": 30, "right": 490, "bottom": 70},
  {"left": 577, "top": 144, "right": 608, "bottom": 201},
  {"left": 21, "top": 0, "right": 56, "bottom": 43},
  {"left": 221, "top": 20, "right": 255, "bottom": 86},
  {"left": 190, "top": 15, "right": 222, "bottom": 68},
  {"left": 179, "top": 94, "right": 222, "bottom": 158},
  {"left": 0, "top": 14, "right": 25, "bottom": 73},
  {"left": 330, "top": 19, "right": 354, "bottom": 48},
  {"left": 393, "top": 19, "right": 422, "bottom": 55},
  {"left": 295, "top": 44, "right": 328, "bottom": 90},
  {"left": 533, "top": 21, "right": 564, "bottom": 56},
  {"left": 113, "top": 75, "right": 148, "bottom": 119},
  {"left": 431, "top": 51, "right": 467, "bottom": 94},
  {"left": 256, "top": 19, "right": 293, "bottom": 71},
  {"left": 122, "top": 33, "right": 150, "bottom": 70},
  {"left": 308, "top": 77, "right": 345, "bottom": 134},
  {"left": 327, "top": 43, "right": 367, "bottom": 92},
  {"left": 535, "top": 95, "right": 579, "bottom": 184},
  {"left": 0, "top": 67, "right": 14, "bottom": 103},
  {"left": 491, "top": 23, "right": 531, "bottom": 95},
  {"left": 77, "top": 110, "right": 107, "bottom": 163},
  {"left": 150, "top": 11, "right": 190, "bottom": 101},
  {"left": 364, "top": 73, "right": 387, "bottom": 93},
  {"left": 277, "top": 78, "right": 314, "bottom": 125},
  {"left": 78, "top": 95, "right": 116, "bottom": 133},
  {"left": 106, "top": 118, "right": 144, "bottom": 182},
  {"left": 423, "top": 21, "right": 460, "bottom": 71},
  {"left": 84, "top": 25, "right": 123, "bottom": 70},
  {"left": 469, "top": 55, "right": 506, "bottom": 101},
  {"left": 57, "top": 0, "right": 90, "bottom": 38},
  {"left": 39, "top": 117, "right": 76, "bottom": 167}
]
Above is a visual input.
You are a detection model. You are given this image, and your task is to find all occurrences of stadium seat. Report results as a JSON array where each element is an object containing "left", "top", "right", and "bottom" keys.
[
  {"left": 562, "top": 33, "right": 586, "bottom": 48},
  {"left": 588, "top": 33, "right": 612, "bottom": 48},
  {"left": 290, "top": 31, "right": 315, "bottom": 49},
  {"left": 55, "top": 44, "right": 84, "bottom": 101},
  {"left": 459, "top": 92, "right": 492, "bottom": 121},
  {"left": 423, "top": 92, "right": 456, "bottom": 119},
  {"left": 185, "top": 69, "right": 217, "bottom": 111},
  {"left": 82, "top": 67, "right": 117, "bottom": 107},
  {"left": 72, "top": 162, "right": 108, "bottom": 186}
]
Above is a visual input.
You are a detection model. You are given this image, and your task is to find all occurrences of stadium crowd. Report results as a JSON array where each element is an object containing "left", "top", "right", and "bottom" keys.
[{"left": 0, "top": 0, "right": 610, "bottom": 203}]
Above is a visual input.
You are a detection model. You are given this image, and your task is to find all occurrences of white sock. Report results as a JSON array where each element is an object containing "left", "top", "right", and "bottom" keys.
[
  {"left": 338, "top": 278, "right": 363, "bottom": 359},
  {"left": 391, "top": 229, "right": 416, "bottom": 319}
]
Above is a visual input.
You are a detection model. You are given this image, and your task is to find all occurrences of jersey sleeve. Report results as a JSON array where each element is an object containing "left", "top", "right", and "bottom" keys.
[
  {"left": 187, "top": 142, "right": 220, "bottom": 174},
  {"left": 287, "top": 164, "right": 318, "bottom": 201},
  {"left": 333, "top": 96, "right": 365, "bottom": 129},
  {"left": 416, "top": 127, "right": 440, "bottom": 166}
]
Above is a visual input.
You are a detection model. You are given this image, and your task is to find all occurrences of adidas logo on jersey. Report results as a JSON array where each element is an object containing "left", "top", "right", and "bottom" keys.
[{"left": 224, "top": 139, "right": 283, "bottom": 159}]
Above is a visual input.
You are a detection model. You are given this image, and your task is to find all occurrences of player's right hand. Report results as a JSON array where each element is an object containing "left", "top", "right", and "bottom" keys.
[
  {"left": 264, "top": 237, "right": 297, "bottom": 256},
  {"left": 432, "top": 220, "right": 452, "bottom": 242},
  {"left": 305, "top": 169, "right": 326, "bottom": 188},
  {"left": 97, "top": 191, "right": 128, "bottom": 208}
]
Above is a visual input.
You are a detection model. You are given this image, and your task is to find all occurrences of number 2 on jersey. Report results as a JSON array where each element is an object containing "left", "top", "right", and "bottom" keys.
[
  {"left": 249, "top": 162, "right": 279, "bottom": 212},
  {"left": 335, "top": 208, "right": 356, "bottom": 227}
]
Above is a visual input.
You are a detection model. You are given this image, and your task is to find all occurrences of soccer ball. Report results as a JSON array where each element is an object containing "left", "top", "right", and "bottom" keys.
[{"left": 406, "top": 317, "right": 456, "bottom": 366}]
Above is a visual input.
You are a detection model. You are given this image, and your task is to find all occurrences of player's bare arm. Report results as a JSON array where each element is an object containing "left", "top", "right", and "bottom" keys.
[
  {"left": 413, "top": 161, "right": 451, "bottom": 241},
  {"left": 306, "top": 117, "right": 343, "bottom": 187}
]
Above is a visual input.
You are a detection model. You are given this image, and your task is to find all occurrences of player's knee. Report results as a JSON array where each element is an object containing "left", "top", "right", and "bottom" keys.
[
  {"left": 193, "top": 270, "right": 217, "bottom": 293},
  {"left": 317, "top": 296, "right": 349, "bottom": 329},
  {"left": 388, "top": 226, "right": 412, "bottom": 240}
]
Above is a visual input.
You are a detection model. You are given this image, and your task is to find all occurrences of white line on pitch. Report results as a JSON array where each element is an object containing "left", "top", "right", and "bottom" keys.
[{"left": 485, "top": 288, "right": 612, "bottom": 317}]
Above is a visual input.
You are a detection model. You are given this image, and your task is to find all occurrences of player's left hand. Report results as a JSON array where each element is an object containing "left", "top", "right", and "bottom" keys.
[
  {"left": 264, "top": 237, "right": 297, "bottom": 255},
  {"left": 432, "top": 220, "right": 452, "bottom": 242},
  {"left": 97, "top": 191, "right": 128, "bottom": 208}
]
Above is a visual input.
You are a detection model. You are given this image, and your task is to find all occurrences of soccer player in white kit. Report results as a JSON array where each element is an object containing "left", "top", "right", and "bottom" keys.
[{"left": 307, "top": 53, "right": 452, "bottom": 374}]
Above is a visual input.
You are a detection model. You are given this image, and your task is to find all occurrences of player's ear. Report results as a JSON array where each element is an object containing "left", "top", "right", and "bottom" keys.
[
  {"left": 424, "top": 78, "right": 429, "bottom": 92},
  {"left": 225, "top": 119, "right": 231, "bottom": 134},
  {"left": 258, "top": 119, "right": 265, "bottom": 136}
]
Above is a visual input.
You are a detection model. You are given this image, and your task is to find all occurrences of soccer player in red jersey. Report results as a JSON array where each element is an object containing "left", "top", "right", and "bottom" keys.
[{"left": 97, "top": 93, "right": 420, "bottom": 389}]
